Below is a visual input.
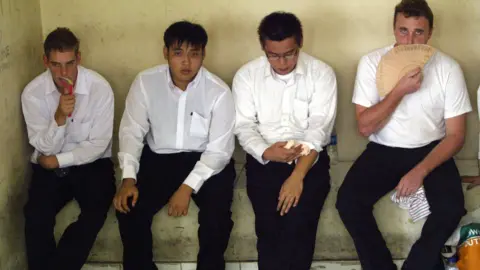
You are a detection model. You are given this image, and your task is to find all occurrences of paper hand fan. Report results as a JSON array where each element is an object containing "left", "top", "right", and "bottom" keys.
[
  {"left": 59, "top": 76, "right": 74, "bottom": 117},
  {"left": 376, "top": 44, "right": 436, "bottom": 97}
]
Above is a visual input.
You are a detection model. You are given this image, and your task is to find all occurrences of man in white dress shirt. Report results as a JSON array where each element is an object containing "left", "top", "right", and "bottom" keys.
[
  {"left": 113, "top": 21, "right": 236, "bottom": 270},
  {"left": 336, "top": 1, "right": 471, "bottom": 269},
  {"left": 21, "top": 27, "right": 116, "bottom": 270},
  {"left": 233, "top": 12, "right": 337, "bottom": 270}
]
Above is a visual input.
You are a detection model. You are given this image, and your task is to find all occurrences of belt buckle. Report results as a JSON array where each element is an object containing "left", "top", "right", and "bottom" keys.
[{"left": 54, "top": 167, "right": 70, "bottom": 178}]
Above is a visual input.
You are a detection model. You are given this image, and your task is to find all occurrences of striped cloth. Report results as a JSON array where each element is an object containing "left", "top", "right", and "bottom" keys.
[{"left": 391, "top": 186, "right": 431, "bottom": 222}]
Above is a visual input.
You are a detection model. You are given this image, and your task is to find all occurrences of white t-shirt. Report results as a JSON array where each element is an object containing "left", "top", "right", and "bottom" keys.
[
  {"left": 274, "top": 69, "right": 295, "bottom": 84},
  {"left": 353, "top": 45, "right": 472, "bottom": 148}
]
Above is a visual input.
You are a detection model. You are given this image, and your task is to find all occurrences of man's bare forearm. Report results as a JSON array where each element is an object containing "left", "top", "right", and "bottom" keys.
[
  {"left": 357, "top": 90, "right": 404, "bottom": 137},
  {"left": 55, "top": 110, "right": 67, "bottom": 126},
  {"left": 292, "top": 150, "right": 319, "bottom": 180},
  {"left": 415, "top": 134, "right": 465, "bottom": 176}
]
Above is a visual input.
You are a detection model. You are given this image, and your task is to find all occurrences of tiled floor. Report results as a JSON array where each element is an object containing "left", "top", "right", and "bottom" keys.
[{"left": 83, "top": 261, "right": 405, "bottom": 269}]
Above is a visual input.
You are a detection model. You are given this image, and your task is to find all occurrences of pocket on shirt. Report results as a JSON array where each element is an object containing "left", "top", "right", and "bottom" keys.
[
  {"left": 292, "top": 99, "right": 309, "bottom": 129},
  {"left": 68, "top": 121, "right": 91, "bottom": 143},
  {"left": 190, "top": 112, "right": 209, "bottom": 138}
]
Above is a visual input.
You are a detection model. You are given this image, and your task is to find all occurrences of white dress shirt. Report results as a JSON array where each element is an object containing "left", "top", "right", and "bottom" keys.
[
  {"left": 233, "top": 52, "right": 338, "bottom": 164},
  {"left": 118, "top": 65, "right": 235, "bottom": 193},
  {"left": 21, "top": 66, "right": 114, "bottom": 167},
  {"left": 353, "top": 45, "right": 472, "bottom": 148}
]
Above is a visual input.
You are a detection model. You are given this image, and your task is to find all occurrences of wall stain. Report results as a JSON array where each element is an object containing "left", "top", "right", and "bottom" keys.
[{"left": 0, "top": 45, "right": 11, "bottom": 74}]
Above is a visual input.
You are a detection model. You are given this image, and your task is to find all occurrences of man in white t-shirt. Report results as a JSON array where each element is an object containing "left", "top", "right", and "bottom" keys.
[
  {"left": 336, "top": 1, "right": 471, "bottom": 270},
  {"left": 233, "top": 12, "right": 337, "bottom": 270}
]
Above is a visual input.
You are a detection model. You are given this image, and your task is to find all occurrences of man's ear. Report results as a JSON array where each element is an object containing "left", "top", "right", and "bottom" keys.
[
  {"left": 427, "top": 27, "right": 434, "bottom": 41},
  {"left": 43, "top": 54, "right": 49, "bottom": 68},
  {"left": 76, "top": 51, "right": 82, "bottom": 64},
  {"left": 163, "top": 46, "right": 168, "bottom": 60}
]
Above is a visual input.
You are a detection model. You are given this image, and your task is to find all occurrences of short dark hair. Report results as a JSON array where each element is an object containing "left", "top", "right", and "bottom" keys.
[
  {"left": 258, "top": 12, "right": 303, "bottom": 48},
  {"left": 394, "top": 0, "right": 434, "bottom": 29},
  {"left": 43, "top": 27, "right": 80, "bottom": 58},
  {"left": 163, "top": 21, "right": 208, "bottom": 50}
]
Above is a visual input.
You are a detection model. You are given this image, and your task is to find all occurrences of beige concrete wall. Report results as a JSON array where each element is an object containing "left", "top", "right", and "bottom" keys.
[
  {"left": 38, "top": 0, "right": 480, "bottom": 263},
  {"left": 39, "top": 0, "right": 480, "bottom": 162},
  {"left": 0, "top": 0, "right": 44, "bottom": 268}
]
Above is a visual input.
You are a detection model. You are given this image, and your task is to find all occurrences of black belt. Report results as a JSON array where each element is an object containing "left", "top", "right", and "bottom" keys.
[{"left": 54, "top": 167, "right": 70, "bottom": 178}]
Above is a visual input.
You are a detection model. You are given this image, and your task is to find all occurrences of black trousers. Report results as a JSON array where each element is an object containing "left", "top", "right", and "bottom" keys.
[
  {"left": 336, "top": 141, "right": 465, "bottom": 270},
  {"left": 245, "top": 150, "right": 331, "bottom": 270},
  {"left": 24, "top": 158, "right": 116, "bottom": 270},
  {"left": 116, "top": 146, "right": 236, "bottom": 270}
]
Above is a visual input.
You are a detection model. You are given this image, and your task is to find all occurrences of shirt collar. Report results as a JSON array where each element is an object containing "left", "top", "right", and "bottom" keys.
[{"left": 167, "top": 67, "right": 204, "bottom": 91}]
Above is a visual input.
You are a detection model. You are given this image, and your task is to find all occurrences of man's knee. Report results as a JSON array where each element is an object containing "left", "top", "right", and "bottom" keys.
[
  {"left": 335, "top": 178, "right": 357, "bottom": 215},
  {"left": 432, "top": 203, "right": 466, "bottom": 230},
  {"left": 24, "top": 201, "right": 55, "bottom": 224},
  {"left": 199, "top": 207, "right": 233, "bottom": 229},
  {"left": 115, "top": 210, "right": 136, "bottom": 230},
  {"left": 79, "top": 208, "right": 110, "bottom": 233}
]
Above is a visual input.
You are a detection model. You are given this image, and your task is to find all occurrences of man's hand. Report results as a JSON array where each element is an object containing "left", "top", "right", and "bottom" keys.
[
  {"left": 263, "top": 142, "right": 303, "bottom": 163},
  {"left": 462, "top": 176, "right": 480, "bottom": 190},
  {"left": 37, "top": 155, "right": 59, "bottom": 170},
  {"left": 168, "top": 184, "right": 193, "bottom": 217},
  {"left": 277, "top": 172, "right": 304, "bottom": 216},
  {"left": 113, "top": 178, "right": 139, "bottom": 214},
  {"left": 396, "top": 166, "right": 428, "bottom": 197},
  {"left": 392, "top": 67, "right": 423, "bottom": 96},
  {"left": 55, "top": 88, "right": 75, "bottom": 126}
]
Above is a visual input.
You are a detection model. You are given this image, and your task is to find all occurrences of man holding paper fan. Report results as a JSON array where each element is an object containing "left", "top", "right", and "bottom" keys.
[
  {"left": 21, "top": 28, "right": 116, "bottom": 270},
  {"left": 336, "top": 1, "right": 471, "bottom": 270}
]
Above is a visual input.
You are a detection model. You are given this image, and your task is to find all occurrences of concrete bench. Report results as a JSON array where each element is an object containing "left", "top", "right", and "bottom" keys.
[{"left": 54, "top": 151, "right": 480, "bottom": 263}]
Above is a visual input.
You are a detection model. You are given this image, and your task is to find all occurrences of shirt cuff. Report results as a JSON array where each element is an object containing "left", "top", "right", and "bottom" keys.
[
  {"left": 56, "top": 152, "right": 75, "bottom": 168},
  {"left": 291, "top": 141, "right": 321, "bottom": 166},
  {"left": 122, "top": 165, "right": 138, "bottom": 182},
  {"left": 298, "top": 140, "right": 323, "bottom": 153},
  {"left": 183, "top": 173, "right": 205, "bottom": 194},
  {"left": 250, "top": 142, "right": 271, "bottom": 165}
]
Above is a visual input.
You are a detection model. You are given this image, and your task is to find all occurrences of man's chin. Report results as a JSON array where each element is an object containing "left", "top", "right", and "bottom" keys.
[{"left": 274, "top": 68, "right": 293, "bottom": 75}]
